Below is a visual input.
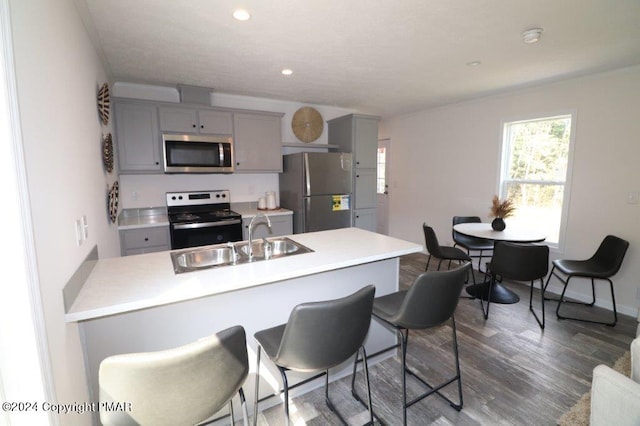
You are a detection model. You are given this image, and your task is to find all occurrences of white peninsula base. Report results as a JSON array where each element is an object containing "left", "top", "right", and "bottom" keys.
[{"left": 67, "top": 228, "right": 422, "bottom": 424}]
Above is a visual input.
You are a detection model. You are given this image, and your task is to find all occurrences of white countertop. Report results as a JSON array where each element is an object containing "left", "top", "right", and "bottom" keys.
[
  {"left": 117, "top": 204, "right": 291, "bottom": 230},
  {"left": 231, "top": 203, "right": 293, "bottom": 219},
  {"left": 117, "top": 207, "right": 169, "bottom": 230},
  {"left": 66, "top": 228, "right": 422, "bottom": 322}
]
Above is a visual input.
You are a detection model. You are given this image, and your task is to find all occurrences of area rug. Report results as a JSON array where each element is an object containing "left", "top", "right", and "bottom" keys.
[{"left": 557, "top": 351, "right": 631, "bottom": 425}]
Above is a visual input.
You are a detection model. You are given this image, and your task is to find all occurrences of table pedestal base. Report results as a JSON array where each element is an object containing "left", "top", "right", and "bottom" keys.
[{"left": 465, "top": 282, "right": 520, "bottom": 304}]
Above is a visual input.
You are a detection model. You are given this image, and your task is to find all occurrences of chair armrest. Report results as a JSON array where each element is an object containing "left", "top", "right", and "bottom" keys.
[{"left": 590, "top": 364, "right": 640, "bottom": 426}]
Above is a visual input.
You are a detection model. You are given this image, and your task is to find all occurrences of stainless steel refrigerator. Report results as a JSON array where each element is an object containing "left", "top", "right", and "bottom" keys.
[{"left": 279, "top": 152, "right": 353, "bottom": 233}]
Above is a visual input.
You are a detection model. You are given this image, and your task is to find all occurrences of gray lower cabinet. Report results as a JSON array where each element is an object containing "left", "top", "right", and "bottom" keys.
[
  {"left": 158, "top": 107, "right": 233, "bottom": 135},
  {"left": 120, "top": 227, "right": 170, "bottom": 256},
  {"left": 233, "top": 112, "right": 284, "bottom": 172},
  {"left": 242, "top": 214, "right": 293, "bottom": 240},
  {"left": 114, "top": 100, "right": 162, "bottom": 173},
  {"left": 354, "top": 208, "right": 376, "bottom": 232}
]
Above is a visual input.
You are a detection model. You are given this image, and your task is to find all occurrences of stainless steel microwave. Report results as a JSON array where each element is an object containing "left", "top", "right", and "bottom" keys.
[{"left": 162, "top": 134, "right": 234, "bottom": 173}]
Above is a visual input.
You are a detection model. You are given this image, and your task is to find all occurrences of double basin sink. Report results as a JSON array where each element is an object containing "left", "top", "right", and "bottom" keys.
[{"left": 170, "top": 237, "right": 313, "bottom": 274}]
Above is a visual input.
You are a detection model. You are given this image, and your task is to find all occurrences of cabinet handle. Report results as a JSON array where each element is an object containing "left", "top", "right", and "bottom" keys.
[
  {"left": 144, "top": 237, "right": 149, "bottom": 241},
  {"left": 200, "top": 125, "right": 204, "bottom": 129},
  {"left": 192, "top": 124, "right": 196, "bottom": 128},
  {"left": 155, "top": 161, "right": 159, "bottom": 165},
  {"left": 356, "top": 175, "right": 360, "bottom": 178}
]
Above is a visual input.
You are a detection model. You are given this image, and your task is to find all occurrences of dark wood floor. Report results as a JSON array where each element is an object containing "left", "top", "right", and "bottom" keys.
[{"left": 254, "top": 253, "right": 636, "bottom": 425}]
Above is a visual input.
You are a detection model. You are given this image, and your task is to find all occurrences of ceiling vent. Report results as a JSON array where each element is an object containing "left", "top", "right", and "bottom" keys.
[{"left": 178, "top": 84, "right": 213, "bottom": 105}]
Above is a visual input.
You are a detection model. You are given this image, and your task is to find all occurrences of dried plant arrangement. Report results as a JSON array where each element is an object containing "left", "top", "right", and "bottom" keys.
[{"left": 490, "top": 195, "right": 516, "bottom": 219}]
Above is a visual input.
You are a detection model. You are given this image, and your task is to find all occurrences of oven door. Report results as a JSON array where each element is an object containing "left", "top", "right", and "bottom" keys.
[{"left": 170, "top": 219, "right": 243, "bottom": 249}]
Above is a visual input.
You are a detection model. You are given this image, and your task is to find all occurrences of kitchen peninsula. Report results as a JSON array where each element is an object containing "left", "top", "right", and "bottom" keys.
[{"left": 66, "top": 227, "right": 422, "bottom": 420}]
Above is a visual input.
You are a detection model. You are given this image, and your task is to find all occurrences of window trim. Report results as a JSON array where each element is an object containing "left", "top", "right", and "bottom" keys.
[{"left": 498, "top": 110, "right": 577, "bottom": 252}]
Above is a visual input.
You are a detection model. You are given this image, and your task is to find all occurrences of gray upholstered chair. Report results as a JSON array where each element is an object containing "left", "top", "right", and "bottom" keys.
[
  {"left": 544, "top": 234, "right": 629, "bottom": 326},
  {"left": 590, "top": 326, "right": 640, "bottom": 425},
  {"left": 99, "top": 325, "right": 249, "bottom": 426},
  {"left": 253, "top": 285, "right": 376, "bottom": 426},
  {"left": 371, "top": 263, "right": 470, "bottom": 426},
  {"left": 484, "top": 241, "right": 549, "bottom": 327},
  {"left": 423, "top": 223, "right": 474, "bottom": 284}
]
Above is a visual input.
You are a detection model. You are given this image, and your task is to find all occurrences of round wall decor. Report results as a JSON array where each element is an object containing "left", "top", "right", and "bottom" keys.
[
  {"left": 102, "top": 133, "right": 114, "bottom": 173},
  {"left": 107, "top": 180, "right": 119, "bottom": 223},
  {"left": 291, "top": 107, "right": 323, "bottom": 143},
  {"left": 97, "top": 83, "right": 110, "bottom": 125}
]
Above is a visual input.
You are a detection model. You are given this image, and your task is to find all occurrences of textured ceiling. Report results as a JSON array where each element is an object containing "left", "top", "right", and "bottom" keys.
[{"left": 81, "top": 0, "right": 640, "bottom": 117}]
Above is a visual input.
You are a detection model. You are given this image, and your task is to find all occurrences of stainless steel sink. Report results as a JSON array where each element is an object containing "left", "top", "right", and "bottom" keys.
[
  {"left": 171, "top": 246, "right": 236, "bottom": 273},
  {"left": 170, "top": 237, "right": 313, "bottom": 274},
  {"left": 237, "top": 237, "right": 311, "bottom": 259}
]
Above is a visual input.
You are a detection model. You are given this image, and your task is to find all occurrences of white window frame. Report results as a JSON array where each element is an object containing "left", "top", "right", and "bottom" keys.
[{"left": 498, "top": 110, "right": 577, "bottom": 252}]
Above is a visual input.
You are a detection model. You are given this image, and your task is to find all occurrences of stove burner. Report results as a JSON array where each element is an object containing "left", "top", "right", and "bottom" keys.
[{"left": 176, "top": 213, "right": 200, "bottom": 221}]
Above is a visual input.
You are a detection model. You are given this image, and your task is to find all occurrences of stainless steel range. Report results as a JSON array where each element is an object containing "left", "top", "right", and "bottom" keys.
[{"left": 167, "top": 190, "right": 243, "bottom": 249}]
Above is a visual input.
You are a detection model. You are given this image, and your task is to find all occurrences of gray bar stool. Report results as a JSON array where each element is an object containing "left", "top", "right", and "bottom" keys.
[
  {"left": 99, "top": 325, "right": 249, "bottom": 426},
  {"left": 369, "top": 264, "right": 470, "bottom": 426},
  {"left": 253, "top": 285, "right": 376, "bottom": 426}
]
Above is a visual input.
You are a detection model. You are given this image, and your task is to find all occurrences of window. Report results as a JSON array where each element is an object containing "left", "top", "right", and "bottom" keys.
[{"left": 499, "top": 113, "right": 575, "bottom": 248}]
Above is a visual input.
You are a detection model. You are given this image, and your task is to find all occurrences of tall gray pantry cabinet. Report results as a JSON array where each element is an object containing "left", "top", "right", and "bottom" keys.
[{"left": 328, "top": 114, "right": 380, "bottom": 232}]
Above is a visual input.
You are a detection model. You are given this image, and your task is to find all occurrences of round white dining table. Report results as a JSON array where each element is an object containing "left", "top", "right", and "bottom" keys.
[{"left": 453, "top": 222, "right": 546, "bottom": 304}]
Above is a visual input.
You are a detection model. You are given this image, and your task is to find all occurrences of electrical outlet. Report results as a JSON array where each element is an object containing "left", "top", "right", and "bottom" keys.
[
  {"left": 627, "top": 191, "right": 639, "bottom": 204},
  {"left": 132, "top": 191, "right": 138, "bottom": 201}
]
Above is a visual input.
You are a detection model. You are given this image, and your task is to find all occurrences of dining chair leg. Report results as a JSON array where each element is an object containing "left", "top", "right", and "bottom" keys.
[
  {"left": 360, "top": 347, "right": 374, "bottom": 426},
  {"left": 253, "top": 346, "right": 261, "bottom": 426},
  {"left": 450, "top": 315, "right": 464, "bottom": 410},
  {"left": 399, "top": 328, "right": 409, "bottom": 426},
  {"left": 351, "top": 347, "right": 384, "bottom": 425},
  {"left": 480, "top": 274, "right": 494, "bottom": 319},
  {"left": 529, "top": 278, "right": 545, "bottom": 329},
  {"left": 229, "top": 399, "right": 235, "bottom": 426},
  {"left": 239, "top": 388, "right": 249, "bottom": 426},
  {"left": 278, "top": 368, "right": 291, "bottom": 426}
]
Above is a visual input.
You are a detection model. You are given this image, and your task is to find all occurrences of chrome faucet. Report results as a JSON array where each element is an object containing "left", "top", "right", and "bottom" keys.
[
  {"left": 248, "top": 213, "right": 272, "bottom": 260},
  {"left": 226, "top": 241, "right": 239, "bottom": 264}
]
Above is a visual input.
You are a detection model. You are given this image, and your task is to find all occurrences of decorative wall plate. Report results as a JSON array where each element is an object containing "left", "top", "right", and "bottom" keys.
[
  {"left": 97, "top": 83, "right": 110, "bottom": 125},
  {"left": 107, "top": 181, "right": 119, "bottom": 223},
  {"left": 292, "top": 107, "right": 323, "bottom": 143},
  {"left": 102, "top": 133, "right": 114, "bottom": 173}
]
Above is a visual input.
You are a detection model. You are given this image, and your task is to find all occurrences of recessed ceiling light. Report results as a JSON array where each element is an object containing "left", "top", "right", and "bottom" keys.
[
  {"left": 232, "top": 9, "right": 251, "bottom": 21},
  {"left": 522, "top": 28, "right": 543, "bottom": 44},
  {"left": 281, "top": 69, "right": 293, "bottom": 76},
  {"left": 466, "top": 61, "right": 481, "bottom": 67}
]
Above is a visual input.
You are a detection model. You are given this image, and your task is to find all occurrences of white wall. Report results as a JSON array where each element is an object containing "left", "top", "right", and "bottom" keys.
[
  {"left": 380, "top": 65, "right": 640, "bottom": 316},
  {"left": 112, "top": 83, "right": 357, "bottom": 209},
  {"left": 10, "top": 0, "right": 119, "bottom": 423}
]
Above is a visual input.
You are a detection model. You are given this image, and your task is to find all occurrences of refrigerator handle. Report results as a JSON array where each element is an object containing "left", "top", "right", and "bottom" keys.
[
  {"left": 304, "top": 153, "right": 311, "bottom": 196},
  {"left": 304, "top": 197, "right": 311, "bottom": 231}
]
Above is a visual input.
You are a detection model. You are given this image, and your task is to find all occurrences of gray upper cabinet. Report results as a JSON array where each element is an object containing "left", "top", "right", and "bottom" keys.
[
  {"left": 159, "top": 107, "right": 232, "bottom": 135},
  {"left": 328, "top": 114, "right": 380, "bottom": 232},
  {"left": 114, "top": 99, "right": 283, "bottom": 174},
  {"left": 114, "top": 100, "right": 162, "bottom": 173},
  {"left": 233, "top": 112, "right": 284, "bottom": 173}
]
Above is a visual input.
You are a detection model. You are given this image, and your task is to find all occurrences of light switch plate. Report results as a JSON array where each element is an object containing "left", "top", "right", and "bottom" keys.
[
  {"left": 75, "top": 219, "right": 83, "bottom": 246},
  {"left": 82, "top": 215, "right": 88, "bottom": 240},
  {"left": 627, "top": 191, "right": 639, "bottom": 204}
]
